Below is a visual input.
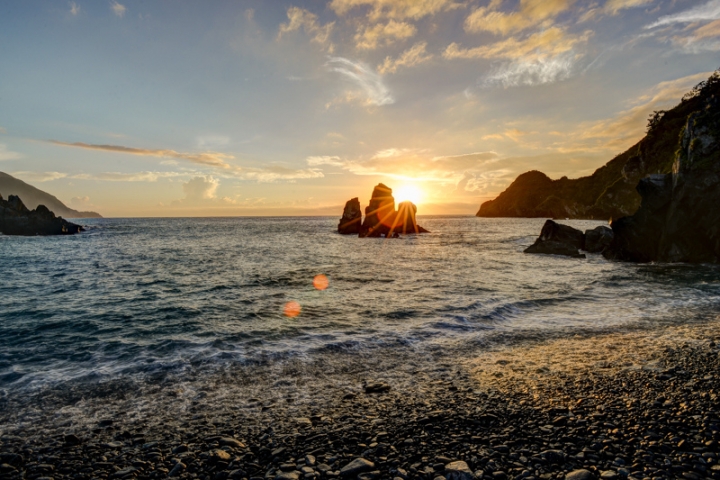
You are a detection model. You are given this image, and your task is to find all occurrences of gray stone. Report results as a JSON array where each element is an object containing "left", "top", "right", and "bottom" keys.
[
  {"left": 566, "top": 470, "right": 594, "bottom": 480},
  {"left": 445, "top": 460, "right": 475, "bottom": 480},
  {"left": 339, "top": 458, "right": 374, "bottom": 477}
]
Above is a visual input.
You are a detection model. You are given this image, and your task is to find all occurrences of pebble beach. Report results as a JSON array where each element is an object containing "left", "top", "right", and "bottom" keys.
[{"left": 2, "top": 319, "right": 719, "bottom": 480}]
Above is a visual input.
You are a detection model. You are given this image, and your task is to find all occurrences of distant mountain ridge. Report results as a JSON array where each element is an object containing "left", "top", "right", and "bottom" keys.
[
  {"left": 477, "top": 69, "right": 719, "bottom": 220},
  {"left": 0, "top": 172, "right": 101, "bottom": 218}
]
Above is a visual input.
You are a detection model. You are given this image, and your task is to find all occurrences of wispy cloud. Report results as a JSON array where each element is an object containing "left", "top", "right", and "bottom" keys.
[
  {"left": 305, "top": 148, "right": 500, "bottom": 182},
  {"left": 48, "top": 141, "right": 324, "bottom": 182},
  {"left": 646, "top": 0, "right": 720, "bottom": 28},
  {"left": 464, "top": 0, "right": 573, "bottom": 35},
  {"left": 603, "top": 0, "right": 653, "bottom": 15},
  {"left": 378, "top": 42, "right": 433, "bottom": 74},
  {"left": 326, "top": 57, "right": 394, "bottom": 105},
  {"left": 306, "top": 155, "right": 345, "bottom": 167},
  {"left": 72, "top": 171, "right": 182, "bottom": 182},
  {"left": 49, "top": 140, "right": 236, "bottom": 169},
  {"left": 278, "top": 6, "right": 335, "bottom": 49},
  {"left": 111, "top": 1, "right": 126, "bottom": 18},
  {"left": 354, "top": 20, "right": 416, "bottom": 50},
  {"left": 444, "top": 28, "right": 590, "bottom": 60},
  {"left": 483, "top": 51, "right": 579, "bottom": 87},
  {"left": 11, "top": 171, "right": 67, "bottom": 182},
  {"left": 444, "top": 27, "right": 590, "bottom": 87},
  {"left": 330, "top": 0, "right": 460, "bottom": 21},
  {"left": 69, "top": 1, "right": 80, "bottom": 16}
]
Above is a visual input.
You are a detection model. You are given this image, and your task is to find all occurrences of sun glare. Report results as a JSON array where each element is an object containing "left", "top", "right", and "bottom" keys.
[{"left": 394, "top": 184, "right": 423, "bottom": 205}]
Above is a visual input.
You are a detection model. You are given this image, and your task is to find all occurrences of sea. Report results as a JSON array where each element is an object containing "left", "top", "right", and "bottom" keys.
[{"left": 1, "top": 216, "right": 719, "bottom": 398}]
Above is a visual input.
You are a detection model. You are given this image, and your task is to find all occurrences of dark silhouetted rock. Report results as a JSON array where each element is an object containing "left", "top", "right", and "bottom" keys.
[
  {"left": 584, "top": 225, "right": 614, "bottom": 253},
  {"left": 604, "top": 83, "right": 720, "bottom": 263},
  {"left": 478, "top": 69, "right": 720, "bottom": 221},
  {"left": 359, "top": 183, "right": 396, "bottom": 238},
  {"left": 0, "top": 171, "right": 101, "bottom": 218},
  {"left": 524, "top": 220, "right": 585, "bottom": 258},
  {"left": 338, "top": 197, "right": 362, "bottom": 234},
  {"left": 0, "top": 195, "right": 85, "bottom": 236},
  {"left": 358, "top": 184, "right": 429, "bottom": 237}
]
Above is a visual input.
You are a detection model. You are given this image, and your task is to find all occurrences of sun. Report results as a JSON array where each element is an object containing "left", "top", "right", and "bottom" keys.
[{"left": 394, "top": 184, "right": 423, "bottom": 205}]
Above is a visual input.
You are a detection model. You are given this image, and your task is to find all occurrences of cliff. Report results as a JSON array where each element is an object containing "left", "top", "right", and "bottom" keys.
[
  {"left": 603, "top": 75, "right": 720, "bottom": 263},
  {"left": 0, "top": 172, "right": 101, "bottom": 218},
  {"left": 477, "top": 70, "right": 719, "bottom": 220}
]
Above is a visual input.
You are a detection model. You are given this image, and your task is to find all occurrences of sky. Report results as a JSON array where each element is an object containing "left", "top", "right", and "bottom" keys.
[{"left": 1, "top": 0, "right": 718, "bottom": 217}]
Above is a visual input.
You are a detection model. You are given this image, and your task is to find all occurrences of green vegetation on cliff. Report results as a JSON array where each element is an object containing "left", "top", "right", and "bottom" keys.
[{"left": 477, "top": 69, "right": 720, "bottom": 220}]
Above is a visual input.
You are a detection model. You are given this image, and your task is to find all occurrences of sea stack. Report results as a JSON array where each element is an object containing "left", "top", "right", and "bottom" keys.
[
  {"left": 337, "top": 197, "right": 362, "bottom": 234},
  {"left": 359, "top": 183, "right": 396, "bottom": 237},
  {"left": 337, "top": 183, "right": 429, "bottom": 237},
  {"left": 0, "top": 194, "right": 85, "bottom": 236}
]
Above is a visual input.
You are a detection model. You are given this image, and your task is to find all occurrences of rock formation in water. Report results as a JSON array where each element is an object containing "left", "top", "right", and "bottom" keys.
[
  {"left": 0, "top": 171, "right": 101, "bottom": 218},
  {"left": 524, "top": 220, "right": 586, "bottom": 258},
  {"left": 337, "top": 183, "right": 429, "bottom": 237},
  {"left": 0, "top": 194, "right": 85, "bottom": 236},
  {"left": 477, "top": 69, "right": 720, "bottom": 221},
  {"left": 338, "top": 197, "right": 362, "bottom": 234},
  {"left": 603, "top": 85, "right": 720, "bottom": 263}
]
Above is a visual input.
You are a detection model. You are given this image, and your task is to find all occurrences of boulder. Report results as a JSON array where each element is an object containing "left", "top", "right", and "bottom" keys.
[
  {"left": 394, "top": 201, "right": 429, "bottom": 234},
  {"left": 338, "top": 197, "right": 362, "bottom": 234},
  {"left": 444, "top": 460, "right": 475, "bottom": 480},
  {"left": 0, "top": 195, "right": 85, "bottom": 236},
  {"left": 339, "top": 458, "right": 374, "bottom": 477},
  {"left": 524, "top": 220, "right": 585, "bottom": 257},
  {"left": 584, "top": 225, "right": 614, "bottom": 253}
]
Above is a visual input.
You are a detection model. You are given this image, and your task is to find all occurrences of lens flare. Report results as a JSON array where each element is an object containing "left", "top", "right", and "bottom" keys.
[
  {"left": 313, "top": 274, "right": 329, "bottom": 290},
  {"left": 284, "top": 301, "right": 301, "bottom": 317}
]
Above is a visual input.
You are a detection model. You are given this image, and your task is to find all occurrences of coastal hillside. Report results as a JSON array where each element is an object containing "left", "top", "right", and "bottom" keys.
[
  {"left": 477, "top": 69, "right": 719, "bottom": 220},
  {"left": 0, "top": 172, "right": 101, "bottom": 218}
]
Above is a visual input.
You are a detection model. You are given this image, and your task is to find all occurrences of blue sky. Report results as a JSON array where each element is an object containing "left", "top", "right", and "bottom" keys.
[{"left": 1, "top": 0, "right": 718, "bottom": 216}]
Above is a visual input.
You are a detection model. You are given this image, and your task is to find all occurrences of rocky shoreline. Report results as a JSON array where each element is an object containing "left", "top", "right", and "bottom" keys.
[{"left": 1, "top": 321, "right": 719, "bottom": 480}]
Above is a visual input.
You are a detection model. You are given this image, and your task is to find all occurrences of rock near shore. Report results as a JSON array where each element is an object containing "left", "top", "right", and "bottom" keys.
[{"left": 0, "top": 194, "right": 84, "bottom": 236}]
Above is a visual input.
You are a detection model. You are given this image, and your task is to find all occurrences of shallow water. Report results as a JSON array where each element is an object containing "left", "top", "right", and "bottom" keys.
[{"left": 1, "top": 216, "right": 719, "bottom": 394}]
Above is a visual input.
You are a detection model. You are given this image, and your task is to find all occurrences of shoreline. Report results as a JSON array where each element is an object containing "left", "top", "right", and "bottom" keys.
[{"left": 1, "top": 320, "right": 719, "bottom": 480}]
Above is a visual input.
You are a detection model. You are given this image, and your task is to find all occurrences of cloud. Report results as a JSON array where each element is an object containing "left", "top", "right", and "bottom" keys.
[
  {"left": 278, "top": 7, "right": 334, "bottom": 47},
  {"left": 111, "top": 1, "right": 126, "bottom": 18},
  {"left": 603, "top": 0, "right": 652, "bottom": 15},
  {"left": 464, "top": 0, "right": 574, "bottom": 35},
  {"left": 306, "top": 155, "right": 345, "bottom": 166},
  {"left": 69, "top": 1, "right": 80, "bottom": 16},
  {"left": 305, "top": 149, "right": 500, "bottom": 182},
  {"left": 378, "top": 42, "right": 433, "bottom": 74},
  {"left": 444, "top": 28, "right": 590, "bottom": 87},
  {"left": 183, "top": 176, "right": 219, "bottom": 201},
  {"left": 0, "top": 144, "right": 22, "bottom": 161},
  {"left": 444, "top": 27, "right": 590, "bottom": 60},
  {"left": 330, "top": 0, "right": 461, "bottom": 21},
  {"left": 72, "top": 171, "right": 181, "bottom": 182},
  {"left": 355, "top": 20, "right": 416, "bottom": 50},
  {"left": 48, "top": 141, "right": 325, "bottom": 182},
  {"left": 11, "top": 171, "right": 67, "bottom": 182},
  {"left": 646, "top": 0, "right": 720, "bottom": 28},
  {"left": 49, "top": 140, "right": 236, "bottom": 169},
  {"left": 483, "top": 51, "right": 579, "bottom": 87},
  {"left": 326, "top": 57, "right": 395, "bottom": 105}
]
